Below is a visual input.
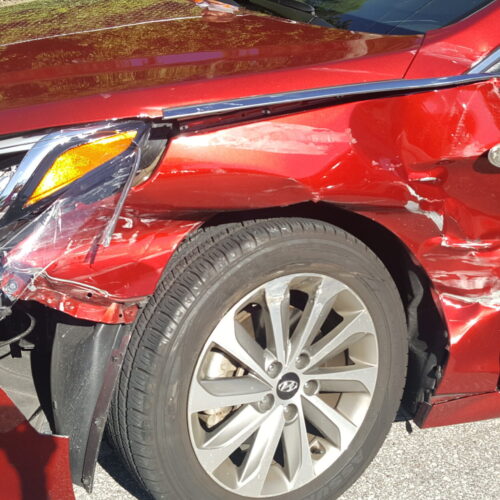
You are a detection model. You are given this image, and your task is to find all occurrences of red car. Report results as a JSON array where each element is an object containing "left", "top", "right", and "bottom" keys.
[{"left": 0, "top": 0, "right": 498, "bottom": 499}]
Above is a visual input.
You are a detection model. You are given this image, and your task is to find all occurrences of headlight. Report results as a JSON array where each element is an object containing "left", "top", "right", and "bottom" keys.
[
  {"left": 0, "top": 121, "right": 162, "bottom": 228},
  {"left": 26, "top": 130, "right": 138, "bottom": 206},
  {"left": 0, "top": 120, "right": 168, "bottom": 316}
]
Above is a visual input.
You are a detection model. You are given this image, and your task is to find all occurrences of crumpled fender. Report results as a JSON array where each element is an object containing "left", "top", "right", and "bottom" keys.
[
  {"left": 5, "top": 211, "right": 203, "bottom": 324},
  {"left": 130, "top": 79, "right": 499, "bottom": 398}
]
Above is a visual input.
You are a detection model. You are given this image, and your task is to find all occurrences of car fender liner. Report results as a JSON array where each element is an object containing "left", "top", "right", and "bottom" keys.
[{"left": 50, "top": 316, "right": 130, "bottom": 491}]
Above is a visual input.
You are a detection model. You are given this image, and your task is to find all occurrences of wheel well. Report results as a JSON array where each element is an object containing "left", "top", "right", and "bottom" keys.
[{"left": 205, "top": 202, "right": 449, "bottom": 418}]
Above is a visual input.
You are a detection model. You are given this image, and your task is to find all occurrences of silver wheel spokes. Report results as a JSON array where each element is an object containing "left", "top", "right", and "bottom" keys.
[{"left": 188, "top": 274, "right": 378, "bottom": 497}]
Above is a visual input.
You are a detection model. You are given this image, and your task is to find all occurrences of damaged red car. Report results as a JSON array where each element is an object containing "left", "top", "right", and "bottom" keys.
[{"left": 0, "top": 0, "right": 499, "bottom": 499}]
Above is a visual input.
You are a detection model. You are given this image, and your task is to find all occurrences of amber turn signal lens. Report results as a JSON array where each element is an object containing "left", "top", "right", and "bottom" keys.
[{"left": 25, "top": 130, "right": 137, "bottom": 207}]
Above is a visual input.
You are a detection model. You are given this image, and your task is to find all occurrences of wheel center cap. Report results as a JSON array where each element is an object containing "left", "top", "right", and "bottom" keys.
[{"left": 276, "top": 372, "right": 300, "bottom": 400}]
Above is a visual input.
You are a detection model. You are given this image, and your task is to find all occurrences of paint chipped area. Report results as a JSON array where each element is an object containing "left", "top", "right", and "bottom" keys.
[
  {"left": 421, "top": 235, "right": 500, "bottom": 308},
  {"left": 422, "top": 41, "right": 482, "bottom": 68},
  {"left": 175, "top": 122, "right": 352, "bottom": 156}
]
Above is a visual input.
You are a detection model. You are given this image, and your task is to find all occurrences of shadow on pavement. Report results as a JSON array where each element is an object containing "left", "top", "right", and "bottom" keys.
[{"left": 97, "top": 440, "right": 151, "bottom": 500}]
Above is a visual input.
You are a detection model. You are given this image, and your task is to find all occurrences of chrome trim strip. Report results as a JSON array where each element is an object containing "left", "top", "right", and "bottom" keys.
[
  {"left": 468, "top": 46, "right": 500, "bottom": 74},
  {"left": 163, "top": 74, "right": 493, "bottom": 121}
]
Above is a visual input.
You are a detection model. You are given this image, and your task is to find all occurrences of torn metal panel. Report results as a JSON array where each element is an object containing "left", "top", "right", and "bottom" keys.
[{"left": 2, "top": 209, "right": 203, "bottom": 313}]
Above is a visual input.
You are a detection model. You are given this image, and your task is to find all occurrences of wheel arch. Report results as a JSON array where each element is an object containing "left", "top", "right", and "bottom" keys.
[{"left": 202, "top": 202, "right": 449, "bottom": 419}]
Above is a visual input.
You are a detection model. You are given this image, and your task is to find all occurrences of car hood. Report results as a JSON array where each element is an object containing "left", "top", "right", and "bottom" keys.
[{"left": 0, "top": 0, "right": 421, "bottom": 135}]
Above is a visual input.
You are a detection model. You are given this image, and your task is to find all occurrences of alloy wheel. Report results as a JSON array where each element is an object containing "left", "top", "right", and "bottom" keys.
[{"left": 188, "top": 273, "right": 378, "bottom": 497}]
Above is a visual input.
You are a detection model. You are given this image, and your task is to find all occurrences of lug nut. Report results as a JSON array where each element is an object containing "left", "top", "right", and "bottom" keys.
[
  {"left": 295, "top": 353, "right": 310, "bottom": 370},
  {"left": 303, "top": 380, "right": 319, "bottom": 396},
  {"left": 266, "top": 361, "right": 282, "bottom": 378},
  {"left": 310, "top": 438, "right": 326, "bottom": 456},
  {"left": 258, "top": 394, "right": 275, "bottom": 412},
  {"left": 283, "top": 404, "right": 298, "bottom": 423}
]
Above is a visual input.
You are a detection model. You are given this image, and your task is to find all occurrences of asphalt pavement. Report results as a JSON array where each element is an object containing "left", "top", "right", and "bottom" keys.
[{"left": 74, "top": 418, "right": 500, "bottom": 500}]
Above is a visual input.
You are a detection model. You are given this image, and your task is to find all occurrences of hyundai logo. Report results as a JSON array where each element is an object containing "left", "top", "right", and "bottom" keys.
[
  {"left": 278, "top": 380, "right": 299, "bottom": 393},
  {"left": 276, "top": 373, "right": 300, "bottom": 400}
]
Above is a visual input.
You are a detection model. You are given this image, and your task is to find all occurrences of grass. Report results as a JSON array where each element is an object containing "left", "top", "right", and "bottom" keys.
[{"left": 0, "top": 0, "right": 199, "bottom": 45}]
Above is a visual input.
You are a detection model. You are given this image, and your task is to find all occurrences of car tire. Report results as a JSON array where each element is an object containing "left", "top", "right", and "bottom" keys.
[{"left": 107, "top": 218, "right": 408, "bottom": 499}]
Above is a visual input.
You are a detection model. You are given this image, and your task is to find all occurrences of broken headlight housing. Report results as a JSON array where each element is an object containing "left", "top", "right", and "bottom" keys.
[
  {"left": 0, "top": 121, "right": 152, "bottom": 227},
  {"left": 0, "top": 120, "right": 166, "bottom": 312}
]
